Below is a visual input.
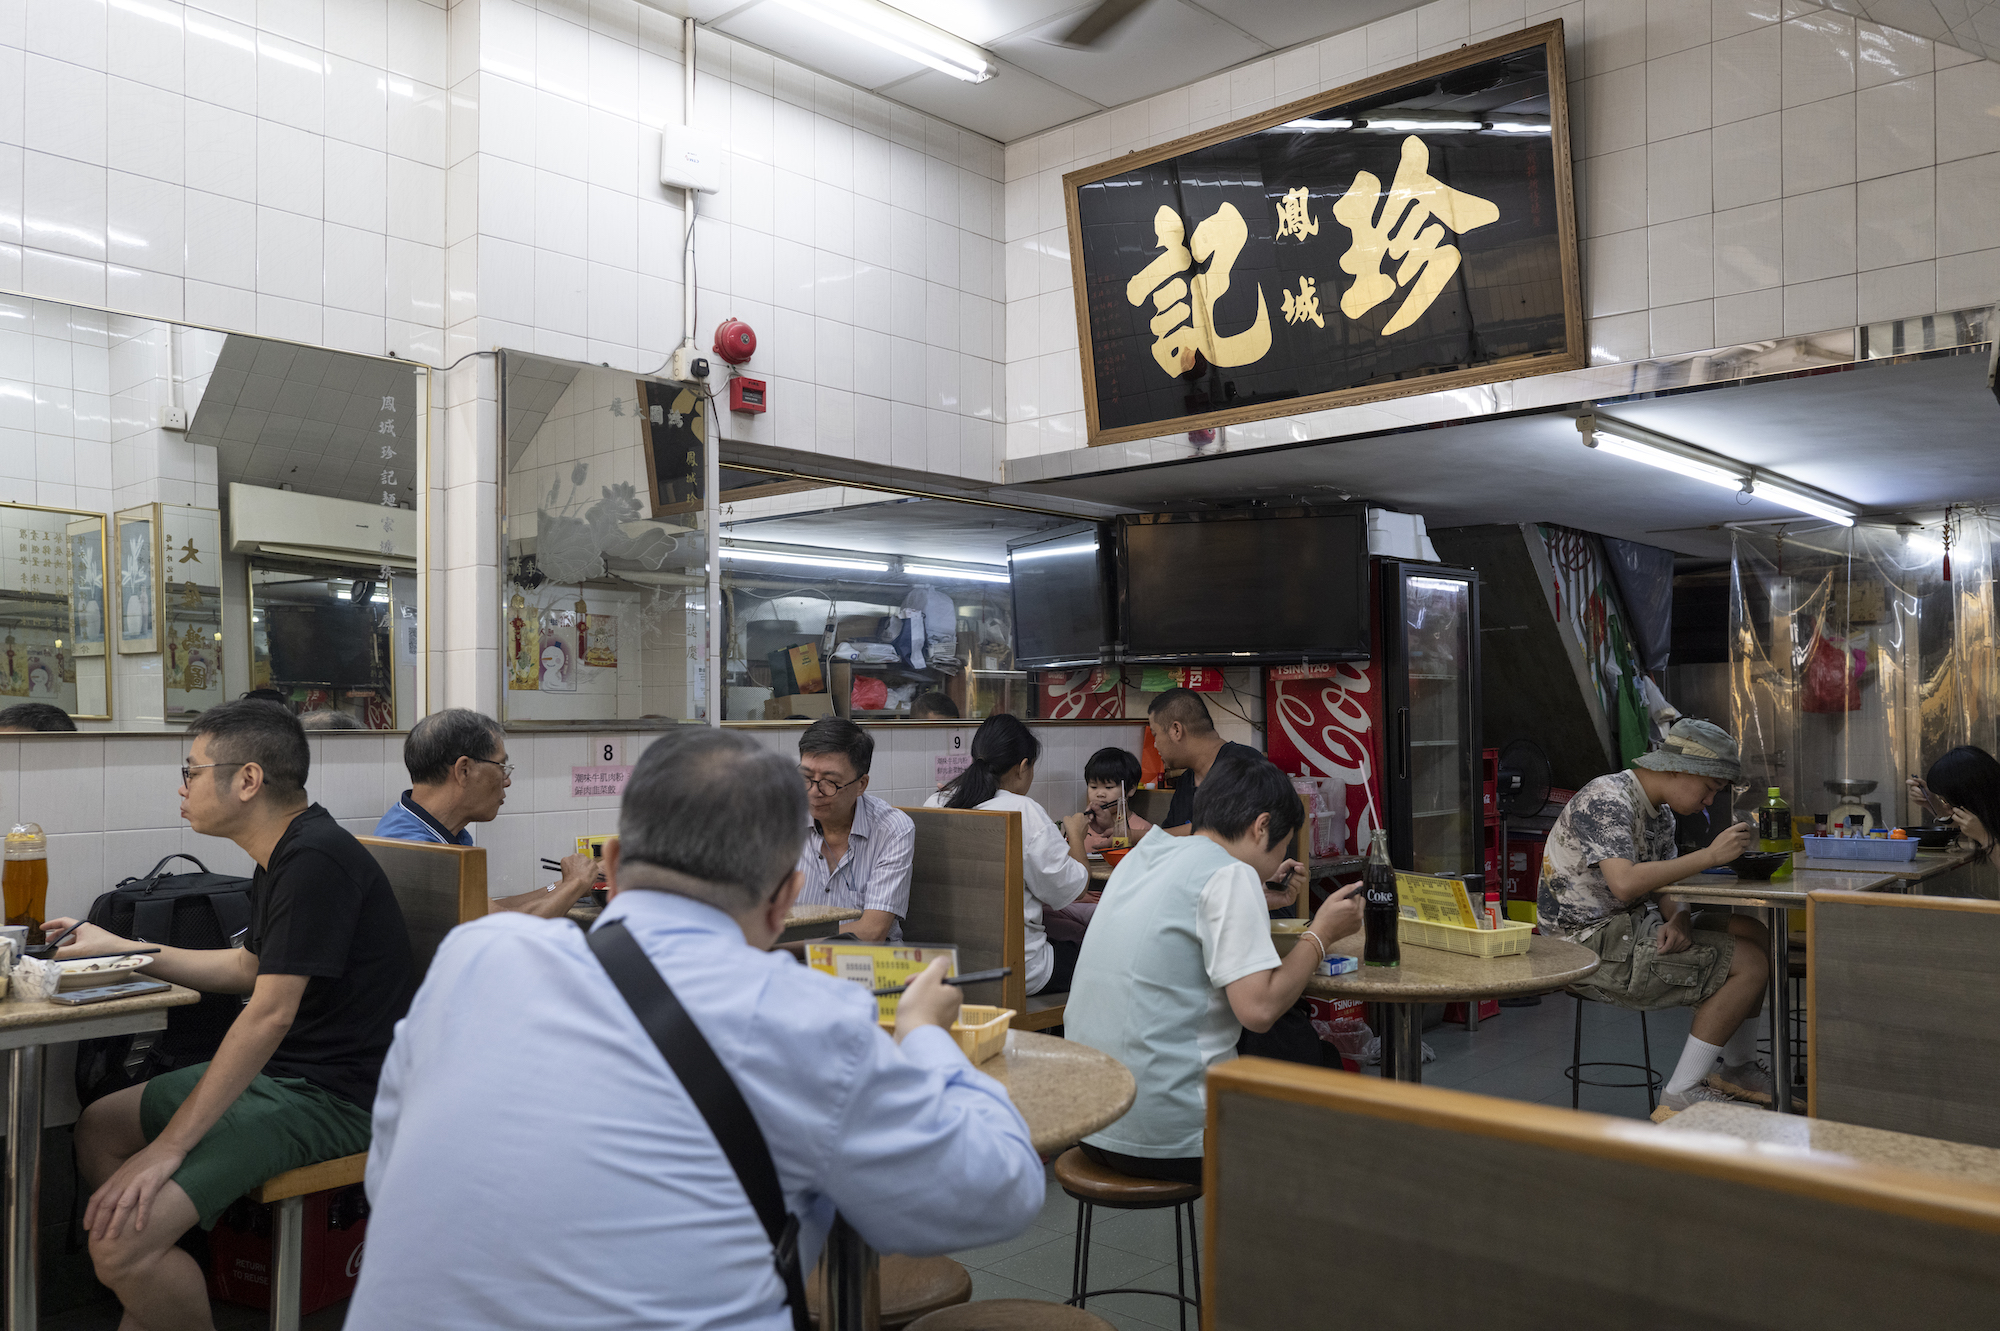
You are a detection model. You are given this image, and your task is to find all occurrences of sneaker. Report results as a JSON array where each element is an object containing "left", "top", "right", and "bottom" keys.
[
  {"left": 1705, "top": 1059, "right": 1774, "bottom": 1106},
  {"left": 1649, "top": 1082, "right": 1740, "bottom": 1123}
]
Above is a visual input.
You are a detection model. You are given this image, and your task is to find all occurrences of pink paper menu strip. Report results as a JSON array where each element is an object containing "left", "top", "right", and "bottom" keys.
[{"left": 571, "top": 765, "right": 633, "bottom": 798}]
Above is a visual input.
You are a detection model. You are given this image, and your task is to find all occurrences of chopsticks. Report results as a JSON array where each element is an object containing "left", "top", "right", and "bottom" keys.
[{"left": 872, "top": 966, "right": 1011, "bottom": 997}]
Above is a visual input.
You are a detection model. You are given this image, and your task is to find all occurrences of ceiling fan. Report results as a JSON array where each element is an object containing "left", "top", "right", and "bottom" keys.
[{"left": 1058, "top": 0, "right": 1153, "bottom": 47}]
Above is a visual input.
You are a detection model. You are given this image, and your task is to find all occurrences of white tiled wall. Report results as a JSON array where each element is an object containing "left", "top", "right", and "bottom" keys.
[
  {"left": 1000, "top": 0, "right": 2000, "bottom": 471},
  {"left": 451, "top": 1, "right": 1010, "bottom": 485}
]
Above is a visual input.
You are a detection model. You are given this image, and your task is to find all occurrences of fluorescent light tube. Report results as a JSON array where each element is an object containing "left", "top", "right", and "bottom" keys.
[
  {"left": 1749, "top": 480, "right": 1855, "bottom": 526},
  {"left": 1011, "top": 541, "right": 1097, "bottom": 562},
  {"left": 1589, "top": 431, "right": 1747, "bottom": 491},
  {"left": 719, "top": 548, "right": 891, "bottom": 572},
  {"left": 903, "top": 563, "right": 1011, "bottom": 584},
  {"left": 777, "top": 0, "right": 998, "bottom": 83}
]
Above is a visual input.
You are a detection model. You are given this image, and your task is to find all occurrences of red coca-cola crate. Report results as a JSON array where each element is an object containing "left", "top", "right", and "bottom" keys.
[
  {"left": 1506, "top": 834, "right": 1547, "bottom": 900},
  {"left": 1482, "top": 821, "right": 1503, "bottom": 889},
  {"left": 1445, "top": 999, "right": 1500, "bottom": 1025},
  {"left": 207, "top": 1185, "right": 369, "bottom": 1316},
  {"left": 1481, "top": 748, "right": 1499, "bottom": 823}
]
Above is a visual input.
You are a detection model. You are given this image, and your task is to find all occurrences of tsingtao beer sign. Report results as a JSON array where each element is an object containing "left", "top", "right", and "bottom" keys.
[{"left": 1065, "top": 23, "right": 1583, "bottom": 448}]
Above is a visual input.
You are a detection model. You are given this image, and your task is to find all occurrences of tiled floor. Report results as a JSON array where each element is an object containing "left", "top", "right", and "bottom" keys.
[
  {"left": 943, "top": 995, "right": 1719, "bottom": 1328},
  {"left": 46, "top": 996, "right": 1725, "bottom": 1329}
]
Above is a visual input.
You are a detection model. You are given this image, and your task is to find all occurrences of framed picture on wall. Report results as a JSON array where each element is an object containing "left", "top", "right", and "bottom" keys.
[
  {"left": 65, "top": 514, "right": 108, "bottom": 658},
  {"left": 114, "top": 506, "right": 163, "bottom": 655},
  {"left": 1063, "top": 21, "right": 1584, "bottom": 448}
]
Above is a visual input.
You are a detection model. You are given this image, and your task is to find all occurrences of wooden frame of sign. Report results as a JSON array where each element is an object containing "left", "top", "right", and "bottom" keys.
[{"left": 1063, "top": 21, "right": 1583, "bottom": 449}]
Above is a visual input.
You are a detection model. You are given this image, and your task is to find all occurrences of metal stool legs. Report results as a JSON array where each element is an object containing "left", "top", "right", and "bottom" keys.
[
  {"left": 1068, "top": 1195, "right": 1201, "bottom": 1329},
  {"left": 1565, "top": 994, "right": 1663, "bottom": 1112},
  {"left": 268, "top": 1194, "right": 304, "bottom": 1331}
]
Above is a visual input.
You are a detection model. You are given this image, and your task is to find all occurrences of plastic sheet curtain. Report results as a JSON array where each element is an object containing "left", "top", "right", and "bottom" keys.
[{"left": 1728, "top": 513, "right": 1997, "bottom": 828}]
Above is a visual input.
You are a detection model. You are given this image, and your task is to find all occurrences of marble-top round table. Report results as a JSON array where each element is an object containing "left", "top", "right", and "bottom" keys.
[
  {"left": 1304, "top": 929, "right": 1599, "bottom": 1082},
  {"left": 821, "top": 1029, "right": 1134, "bottom": 1331}
]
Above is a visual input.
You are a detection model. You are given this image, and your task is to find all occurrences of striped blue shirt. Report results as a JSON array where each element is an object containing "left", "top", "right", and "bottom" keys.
[{"left": 795, "top": 794, "right": 915, "bottom": 940}]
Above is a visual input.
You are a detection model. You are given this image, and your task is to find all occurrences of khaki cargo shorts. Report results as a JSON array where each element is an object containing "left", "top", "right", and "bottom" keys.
[{"left": 1567, "top": 908, "right": 1736, "bottom": 1012}]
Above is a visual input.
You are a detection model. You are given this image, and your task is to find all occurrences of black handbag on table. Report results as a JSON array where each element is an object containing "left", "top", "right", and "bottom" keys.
[
  {"left": 585, "top": 919, "right": 810, "bottom": 1331},
  {"left": 73, "top": 853, "right": 255, "bottom": 1107}
]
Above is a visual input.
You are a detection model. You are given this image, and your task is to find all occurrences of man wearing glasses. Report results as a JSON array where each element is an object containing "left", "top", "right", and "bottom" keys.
[
  {"left": 374, "top": 708, "right": 596, "bottom": 918},
  {"left": 796, "top": 717, "right": 914, "bottom": 942},
  {"left": 44, "top": 700, "right": 414, "bottom": 1330}
]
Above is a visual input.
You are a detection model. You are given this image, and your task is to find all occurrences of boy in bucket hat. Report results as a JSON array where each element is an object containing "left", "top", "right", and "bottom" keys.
[{"left": 1539, "top": 719, "right": 1775, "bottom": 1120}]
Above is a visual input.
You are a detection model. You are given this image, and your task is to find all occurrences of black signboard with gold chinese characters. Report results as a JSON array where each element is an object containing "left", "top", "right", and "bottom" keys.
[{"left": 1066, "top": 22, "right": 1582, "bottom": 448}]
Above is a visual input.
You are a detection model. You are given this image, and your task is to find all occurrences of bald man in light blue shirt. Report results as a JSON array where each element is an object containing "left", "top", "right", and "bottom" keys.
[{"left": 348, "top": 729, "right": 1043, "bottom": 1330}]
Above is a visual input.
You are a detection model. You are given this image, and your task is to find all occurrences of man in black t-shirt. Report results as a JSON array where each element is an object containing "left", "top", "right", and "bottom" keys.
[
  {"left": 49, "top": 700, "right": 412, "bottom": 1328},
  {"left": 1149, "top": 689, "right": 1300, "bottom": 913}
]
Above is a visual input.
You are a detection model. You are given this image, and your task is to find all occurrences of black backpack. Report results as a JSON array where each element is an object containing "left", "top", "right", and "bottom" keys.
[{"left": 73, "top": 854, "right": 256, "bottom": 1108}]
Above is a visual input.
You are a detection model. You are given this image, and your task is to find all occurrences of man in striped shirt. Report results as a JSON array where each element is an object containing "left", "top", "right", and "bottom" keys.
[{"left": 795, "top": 717, "right": 915, "bottom": 942}]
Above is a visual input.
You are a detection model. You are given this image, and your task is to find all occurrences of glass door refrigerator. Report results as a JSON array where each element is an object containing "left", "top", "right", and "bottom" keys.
[{"left": 1378, "top": 560, "right": 1483, "bottom": 877}]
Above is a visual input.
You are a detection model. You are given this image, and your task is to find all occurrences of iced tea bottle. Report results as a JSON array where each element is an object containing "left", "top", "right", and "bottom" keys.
[{"left": 4, "top": 823, "right": 48, "bottom": 929}]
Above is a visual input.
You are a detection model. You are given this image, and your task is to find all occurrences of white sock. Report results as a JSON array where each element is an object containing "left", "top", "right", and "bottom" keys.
[
  {"left": 1665, "top": 1036, "right": 1724, "bottom": 1096},
  {"left": 1721, "top": 1019, "right": 1760, "bottom": 1068}
]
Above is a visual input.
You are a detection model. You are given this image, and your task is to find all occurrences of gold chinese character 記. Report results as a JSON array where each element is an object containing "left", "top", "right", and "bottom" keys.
[
  {"left": 1282, "top": 277, "right": 1325, "bottom": 328},
  {"left": 1125, "top": 203, "right": 1272, "bottom": 378},
  {"left": 1331, "top": 136, "right": 1500, "bottom": 336},
  {"left": 1274, "top": 187, "right": 1319, "bottom": 241}
]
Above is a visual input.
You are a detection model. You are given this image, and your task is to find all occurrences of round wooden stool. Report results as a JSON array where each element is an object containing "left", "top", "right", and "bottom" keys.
[
  {"left": 807, "top": 1253, "right": 973, "bottom": 1330},
  {"left": 906, "top": 1299, "right": 1116, "bottom": 1330},
  {"left": 1051, "top": 1147, "right": 1201, "bottom": 1329}
]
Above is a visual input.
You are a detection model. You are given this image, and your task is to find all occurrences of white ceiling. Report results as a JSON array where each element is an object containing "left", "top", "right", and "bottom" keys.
[
  {"left": 1001, "top": 350, "right": 2000, "bottom": 559},
  {"left": 671, "top": 0, "right": 1432, "bottom": 141},
  {"left": 725, "top": 494, "right": 1072, "bottom": 563},
  {"left": 189, "top": 337, "right": 423, "bottom": 508}
]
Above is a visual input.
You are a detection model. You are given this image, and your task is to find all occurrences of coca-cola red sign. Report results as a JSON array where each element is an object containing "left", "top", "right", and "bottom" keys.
[{"left": 1265, "top": 662, "right": 1381, "bottom": 856}]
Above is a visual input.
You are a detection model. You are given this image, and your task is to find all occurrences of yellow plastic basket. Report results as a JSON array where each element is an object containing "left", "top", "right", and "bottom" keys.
[
  {"left": 1398, "top": 915, "right": 1532, "bottom": 958},
  {"left": 879, "top": 1004, "right": 1014, "bottom": 1064}
]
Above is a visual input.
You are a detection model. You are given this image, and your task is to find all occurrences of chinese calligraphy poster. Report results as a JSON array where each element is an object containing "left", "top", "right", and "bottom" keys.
[{"left": 1066, "top": 23, "right": 1581, "bottom": 447}]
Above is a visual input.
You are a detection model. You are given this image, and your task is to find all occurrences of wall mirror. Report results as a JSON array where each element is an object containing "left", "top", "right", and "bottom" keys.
[
  {"left": 499, "top": 353, "right": 712, "bottom": 729},
  {"left": 0, "top": 294, "right": 427, "bottom": 731},
  {"left": 716, "top": 486, "right": 1080, "bottom": 724},
  {"left": 0, "top": 503, "right": 110, "bottom": 719}
]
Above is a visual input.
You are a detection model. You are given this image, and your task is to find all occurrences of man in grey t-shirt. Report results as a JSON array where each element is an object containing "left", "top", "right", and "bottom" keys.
[{"left": 1538, "top": 719, "right": 1770, "bottom": 1121}]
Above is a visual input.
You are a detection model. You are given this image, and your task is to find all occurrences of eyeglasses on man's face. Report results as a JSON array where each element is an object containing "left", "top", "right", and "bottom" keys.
[
  {"left": 467, "top": 756, "right": 515, "bottom": 779},
  {"left": 800, "top": 769, "right": 863, "bottom": 798},
  {"left": 181, "top": 761, "right": 245, "bottom": 788}
]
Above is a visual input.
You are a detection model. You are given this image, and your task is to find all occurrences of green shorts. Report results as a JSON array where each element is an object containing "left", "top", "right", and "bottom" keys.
[
  {"left": 1568, "top": 908, "right": 1737, "bottom": 1012},
  {"left": 139, "top": 1063, "right": 373, "bottom": 1230}
]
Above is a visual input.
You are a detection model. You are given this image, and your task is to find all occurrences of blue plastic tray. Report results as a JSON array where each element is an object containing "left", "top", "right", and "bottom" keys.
[{"left": 1801, "top": 835, "right": 1919, "bottom": 862}]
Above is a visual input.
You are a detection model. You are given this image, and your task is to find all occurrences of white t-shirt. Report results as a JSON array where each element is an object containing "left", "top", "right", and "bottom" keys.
[
  {"left": 924, "top": 787, "right": 1088, "bottom": 994},
  {"left": 1193, "top": 859, "right": 1285, "bottom": 1069}
]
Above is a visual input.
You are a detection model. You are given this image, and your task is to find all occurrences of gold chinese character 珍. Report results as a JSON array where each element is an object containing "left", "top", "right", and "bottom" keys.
[
  {"left": 1275, "top": 187, "right": 1319, "bottom": 242},
  {"left": 1331, "top": 136, "right": 1500, "bottom": 336},
  {"left": 1125, "top": 203, "right": 1272, "bottom": 378},
  {"left": 1282, "top": 277, "right": 1325, "bottom": 328}
]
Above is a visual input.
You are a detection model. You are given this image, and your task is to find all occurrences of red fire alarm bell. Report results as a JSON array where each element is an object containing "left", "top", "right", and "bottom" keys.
[
  {"left": 729, "top": 377, "right": 767, "bottom": 414},
  {"left": 713, "top": 317, "right": 757, "bottom": 365}
]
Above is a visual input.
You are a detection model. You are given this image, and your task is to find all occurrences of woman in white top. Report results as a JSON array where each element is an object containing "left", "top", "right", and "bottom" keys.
[{"left": 925, "top": 714, "right": 1090, "bottom": 994}]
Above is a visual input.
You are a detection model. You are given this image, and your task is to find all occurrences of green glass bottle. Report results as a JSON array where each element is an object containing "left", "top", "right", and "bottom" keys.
[{"left": 1757, "top": 786, "right": 1793, "bottom": 880}]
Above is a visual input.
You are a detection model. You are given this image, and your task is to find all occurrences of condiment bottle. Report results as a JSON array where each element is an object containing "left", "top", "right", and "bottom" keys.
[{"left": 4, "top": 823, "right": 48, "bottom": 930}]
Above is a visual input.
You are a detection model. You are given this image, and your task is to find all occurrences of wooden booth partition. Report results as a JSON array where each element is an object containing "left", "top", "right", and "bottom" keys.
[
  {"left": 1202, "top": 1059, "right": 2000, "bottom": 1330},
  {"left": 1808, "top": 890, "right": 2000, "bottom": 1148},
  {"left": 356, "top": 837, "right": 490, "bottom": 973},
  {"left": 899, "top": 807, "right": 1034, "bottom": 1024}
]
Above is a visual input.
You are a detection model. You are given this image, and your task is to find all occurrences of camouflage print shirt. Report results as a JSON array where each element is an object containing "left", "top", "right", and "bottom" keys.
[{"left": 1537, "top": 771, "right": 1677, "bottom": 938}]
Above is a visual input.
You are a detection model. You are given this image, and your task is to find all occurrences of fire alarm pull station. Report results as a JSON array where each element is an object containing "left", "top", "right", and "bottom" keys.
[{"left": 729, "top": 377, "right": 768, "bottom": 414}]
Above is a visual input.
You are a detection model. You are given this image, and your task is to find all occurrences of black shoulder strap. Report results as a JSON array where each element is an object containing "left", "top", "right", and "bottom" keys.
[
  {"left": 585, "top": 921, "right": 808, "bottom": 1331},
  {"left": 208, "top": 890, "right": 253, "bottom": 946}
]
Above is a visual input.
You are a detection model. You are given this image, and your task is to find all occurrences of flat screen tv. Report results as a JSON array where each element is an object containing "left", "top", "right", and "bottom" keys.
[
  {"left": 1118, "top": 505, "right": 1371, "bottom": 663},
  {"left": 266, "top": 602, "right": 379, "bottom": 686},
  {"left": 1009, "top": 523, "right": 1115, "bottom": 669}
]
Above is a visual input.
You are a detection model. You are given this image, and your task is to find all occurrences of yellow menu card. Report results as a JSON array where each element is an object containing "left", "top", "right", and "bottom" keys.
[
  {"left": 1396, "top": 872, "right": 1479, "bottom": 928},
  {"left": 806, "top": 942, "right": 961, "bottom": 1021}
]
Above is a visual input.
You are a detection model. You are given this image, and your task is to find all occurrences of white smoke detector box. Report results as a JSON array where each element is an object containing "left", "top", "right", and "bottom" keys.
[{"left": 659, "top": 124, "right": 721, "bottom": 194}]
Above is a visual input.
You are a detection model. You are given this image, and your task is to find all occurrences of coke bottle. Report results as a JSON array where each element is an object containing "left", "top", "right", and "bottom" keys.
[{"left": 1363, "top": 828, "right": 1400, "bottom": 967}]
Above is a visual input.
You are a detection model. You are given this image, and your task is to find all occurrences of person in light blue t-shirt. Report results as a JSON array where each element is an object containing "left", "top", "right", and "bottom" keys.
[
  {"left": 373, "top": 709, "right": 595, "bottom": 918},
  {"left": 1065, "top": 754, "right": 1362, "bottom": 1183}
]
